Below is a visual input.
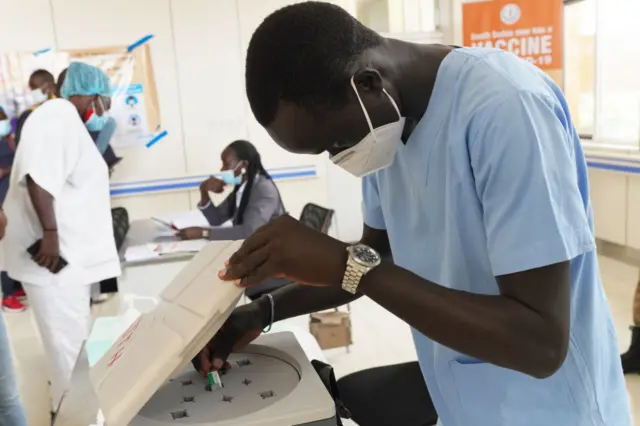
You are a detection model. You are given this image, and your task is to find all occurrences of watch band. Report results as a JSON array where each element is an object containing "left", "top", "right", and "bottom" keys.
[{"left": 341, "top": 259, "right": 366, "bottom": 294}]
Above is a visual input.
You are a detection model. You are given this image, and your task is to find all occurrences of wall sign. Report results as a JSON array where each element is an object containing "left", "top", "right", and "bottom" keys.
[{"left": 462, "top": 0, "right": 563, "bottom": 87}]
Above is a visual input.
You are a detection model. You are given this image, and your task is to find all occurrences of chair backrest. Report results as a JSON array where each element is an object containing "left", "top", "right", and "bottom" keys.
[
  {"left": 299, "top": 203, "right": 335, "bottom": 234},
  {"left": 111, "top": 207, "right": 130, "bottom": 250}
]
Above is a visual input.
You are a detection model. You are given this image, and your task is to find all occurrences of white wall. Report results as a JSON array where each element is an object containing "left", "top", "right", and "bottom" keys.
[
  {"left": 0, "top": 0, "right": 444, "bottom": 242},
  {"left": 0, "top": 0, "right": 342, "bottom": 228}
]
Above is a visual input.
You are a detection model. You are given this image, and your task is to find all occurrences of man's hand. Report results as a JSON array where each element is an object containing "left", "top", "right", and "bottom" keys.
[
  {"left": 220, "top": 215, "right": 348, "bottom": 288},
  {"left": 200, "top": 177, "right": 225, "bottom": 195},
  {"left": 34, "top": 230, "right": 60, "bottom": 273},
  {"left": 192, "top": 300, "right": 268, "bottom": 376},
  {"left": 177, "top": 227, "right": 206, "bottom": 240}
]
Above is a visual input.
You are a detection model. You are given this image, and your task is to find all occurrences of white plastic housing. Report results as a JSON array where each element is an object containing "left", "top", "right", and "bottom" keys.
[
  {"left": 131, "top": 332, "right": 336, "bottom": 426},
  {"left": 89, "top": 240, "right": 245, "bottom": 426}
]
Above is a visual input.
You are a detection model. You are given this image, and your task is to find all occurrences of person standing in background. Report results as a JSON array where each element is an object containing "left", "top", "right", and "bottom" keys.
[
  {"left": 27, "top": 69, "right": 56, "bottom": 106},
  {"left": 57, "top": 68, "right": 122, "bottom": 170},
  {"left": 0, "top": 207, "right": 28, "bottom": 426},
  {"left": 0, "top": 107, "right": 24, "bottom": 313},
  {"left": 621, "top": 281, "right": 640, "bottom": 374},
  {"left": 13, "top": 69, "right": 56, "bottom": 146},
  {"left": 58, "top": 67, "right": 123, "bottom": 305},
  {"left": 3, "top": 62, "right": 120, "bottom": 415}
]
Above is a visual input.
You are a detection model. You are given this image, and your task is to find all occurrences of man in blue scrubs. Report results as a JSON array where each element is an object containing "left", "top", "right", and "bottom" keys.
[{"left": 195, "top": 3, "right": 632, "bottom": 425}]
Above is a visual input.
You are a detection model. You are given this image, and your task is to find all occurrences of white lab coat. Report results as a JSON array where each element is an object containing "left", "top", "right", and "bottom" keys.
[{"left": 3, "top": 99, "right": 120, "bottom": 410}]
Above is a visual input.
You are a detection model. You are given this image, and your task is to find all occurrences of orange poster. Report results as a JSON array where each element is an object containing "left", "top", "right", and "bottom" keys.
[{"left": 462, "top": 0, "right": 563, "bottom": 84}]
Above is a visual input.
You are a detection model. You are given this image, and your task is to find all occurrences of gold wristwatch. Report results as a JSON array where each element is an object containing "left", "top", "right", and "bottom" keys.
[
  {"left": 201, "top": 228, "right": 211, "bottom": 239},
  {"left": 341, "top": 244, "right": 382, "bottom": 294}
]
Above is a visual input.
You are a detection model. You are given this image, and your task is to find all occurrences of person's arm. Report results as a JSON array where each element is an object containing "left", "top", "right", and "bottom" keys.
[
  {"left": 26, "top": 176, "right": 57, "bottom": 231},
  {"left": 199, "top": 196, "right": 232, "bottom": 226},
  {"left": 225, "top": 91, "right": 592, "bottom": 379},
  {"left": 95, "top": 117, "right": 117, "bottom": 154},
  {"left": 254, "top": 224, "right": 391, "bottom": 323},
  {"left": 197, "top": 177, "right": 232, "bottom": 226},
  {"left": 250, "top": 174, "right": 390, "bottom": 320}
]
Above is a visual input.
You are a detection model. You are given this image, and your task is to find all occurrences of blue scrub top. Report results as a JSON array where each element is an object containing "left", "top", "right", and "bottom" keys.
[{"left": 362, "top": 48, "right": 631, "bottom": 426}]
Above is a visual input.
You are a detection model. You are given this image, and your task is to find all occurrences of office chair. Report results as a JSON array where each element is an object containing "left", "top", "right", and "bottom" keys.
[{"left": 299, "top": 202, "right": 335, "bottom": 233}]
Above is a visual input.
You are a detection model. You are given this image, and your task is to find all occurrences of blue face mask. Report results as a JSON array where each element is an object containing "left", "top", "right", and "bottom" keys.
[
  {"left": 0, "top": 120, "right": 10, "bottom": 138},
  {"left": 86, "top": 112, "right": 109, "bottom": 132},
  {"left": 219, "top": 164, "right": 244, "bottom": 186}
]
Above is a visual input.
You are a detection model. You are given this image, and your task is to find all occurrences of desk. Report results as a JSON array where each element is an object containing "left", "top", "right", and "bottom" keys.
[{"left": 117, "top": 219, "right": 197, "bottom": 300}]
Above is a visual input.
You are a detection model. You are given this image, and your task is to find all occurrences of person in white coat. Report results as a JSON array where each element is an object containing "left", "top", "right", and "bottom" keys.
[{"left": 3, "top": 62, "right": 120, "bottom": 414}]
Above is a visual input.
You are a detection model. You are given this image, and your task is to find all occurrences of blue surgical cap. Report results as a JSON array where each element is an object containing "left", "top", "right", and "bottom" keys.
[{"left": 60, "top": 62, "right": 111, "bottom": 99}]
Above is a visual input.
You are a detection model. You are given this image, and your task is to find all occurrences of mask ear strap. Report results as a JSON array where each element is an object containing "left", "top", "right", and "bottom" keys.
[
  {"left": 382, "top": 89, "right": 401, "bottom": 119},
  {"left": 97, "top": 97, "right": 106, "bottom": 115},
  {"left": 350, "top": 77, "right": 375, "bottom": 133}
]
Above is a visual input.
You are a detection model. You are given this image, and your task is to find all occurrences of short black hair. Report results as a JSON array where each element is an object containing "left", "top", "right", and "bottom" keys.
[
  {"left": 28, "top": 69, "right": 55, "bottom": 87},
  {"left": 245, "top": 2, "right": 383, "bottom": 127}
]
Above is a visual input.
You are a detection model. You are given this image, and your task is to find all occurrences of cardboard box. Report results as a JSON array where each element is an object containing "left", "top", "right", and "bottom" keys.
[{"left": 309, "top": 310, "right": 352, "bottom": 350}]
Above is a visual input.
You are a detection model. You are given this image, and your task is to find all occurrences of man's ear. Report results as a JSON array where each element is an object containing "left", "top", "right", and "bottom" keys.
[{"left": 353, "top": 68, "right": 384, "bottom": 94}]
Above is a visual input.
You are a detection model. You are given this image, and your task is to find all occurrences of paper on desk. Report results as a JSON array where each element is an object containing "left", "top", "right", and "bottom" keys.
[
  {"left": 124, "top": 245, "right": 160, "bottom": 262},
  {"left": 147, "top": 239, "right": 207, "bottom": 255},
  {"left": 151, "top": 210, "right": 209, "bottom": 230}
]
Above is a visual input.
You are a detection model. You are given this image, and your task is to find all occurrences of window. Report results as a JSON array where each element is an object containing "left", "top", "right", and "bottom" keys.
[
  {"left": 596, "top": 0, "right": 640, "bottom": 146},
  {"left": 563, "top": 0, "right": 595, "bottom": 138},
  {"left": 352, "top": 0, "right": 437, "bottom": 34}
]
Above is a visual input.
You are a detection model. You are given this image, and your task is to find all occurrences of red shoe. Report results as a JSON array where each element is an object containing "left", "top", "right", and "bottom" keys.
[
  {"left": 2, "top": 296, "right": 27, "bottom": 313},
  {"left": 14, "top": 289, "right": 26, "bottom": 300}
]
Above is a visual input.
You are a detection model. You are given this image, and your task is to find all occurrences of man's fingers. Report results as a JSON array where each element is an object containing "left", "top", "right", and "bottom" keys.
[
  {"left": 36, "top": 254, "right": 48, "bottom": 267},
  {"left": 239, "top": 262, "right": 281, "bottom": 288},
  {"left": 50, "top": 257, "right": 60, "bottom": 273},
  {"left": 227, "top": 234, "right": 271, "bottom": 267},
  {"left": 223, "top": 245, "right": 271, "bottom": 281},
  {"left": 198, "top": 347, "right": 212, "bottom": 376},
  {"left": 205, "top": 324, "right": 244, "bottom": 371}
]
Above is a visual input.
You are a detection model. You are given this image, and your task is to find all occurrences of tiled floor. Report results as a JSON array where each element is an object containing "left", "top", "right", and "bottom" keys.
[{"left": 4, "top": 255, "right": 639, "bottom": 425}]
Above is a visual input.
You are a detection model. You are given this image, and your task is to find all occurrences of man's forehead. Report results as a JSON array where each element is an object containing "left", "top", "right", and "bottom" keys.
[{"left": 270, "top": 100, "right": 328, "bottom": 142}]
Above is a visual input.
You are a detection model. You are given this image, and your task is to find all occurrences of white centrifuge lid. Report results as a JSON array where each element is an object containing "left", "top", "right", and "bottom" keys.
[{"left": 89, "top": 240, "right": 245, "bottom": 426}]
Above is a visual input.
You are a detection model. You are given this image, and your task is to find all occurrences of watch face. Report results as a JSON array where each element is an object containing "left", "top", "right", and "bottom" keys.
[{"left": 352, "top": 245, "right": 381, "bottom": 267}]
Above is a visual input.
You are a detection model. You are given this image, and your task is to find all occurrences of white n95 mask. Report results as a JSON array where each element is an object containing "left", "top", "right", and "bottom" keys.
[
  {"left": 29, "top": 88, "right": 48, "bottom": 106},
  {"left": 330, "top": 77, "right": 405, "bottom": 178}
]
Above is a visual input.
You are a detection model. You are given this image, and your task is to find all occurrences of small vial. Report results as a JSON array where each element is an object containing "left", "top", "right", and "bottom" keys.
[{"left": 207, "top": 371, "right": 223, "bottom": 391}]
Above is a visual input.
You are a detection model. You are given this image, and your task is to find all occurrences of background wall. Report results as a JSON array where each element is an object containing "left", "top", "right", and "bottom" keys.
[
  {"left": 0, "top": 0, "right": 439, "bottom": 243},
  {"left": 11, "top": 0, "right": 632, "bottom": 249},
  {"left": 0, "top": 0, "right": 342, "bottom": 230}
]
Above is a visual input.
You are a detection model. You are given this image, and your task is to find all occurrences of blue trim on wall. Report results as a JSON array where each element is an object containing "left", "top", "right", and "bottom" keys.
[
  {"left": 110, "top": 169, "right": 316, "bottom": 196},
  {"left": 587, "top": 155, "right": 640, "bottom": 165},
  {"left": 109, "top": 155, "right": 640, "bottom": 197},
  {"left": 586, "top": 161, "right": 640, "bottom": 174}
]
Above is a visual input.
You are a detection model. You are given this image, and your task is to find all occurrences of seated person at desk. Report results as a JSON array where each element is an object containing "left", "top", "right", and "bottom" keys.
[{"left": 179, "top": 139, "right": 285, "bottom": 241}]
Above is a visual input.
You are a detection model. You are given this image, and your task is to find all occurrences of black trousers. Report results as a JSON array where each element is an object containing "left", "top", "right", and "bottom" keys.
[{"left": 337, "top": 362, "right": 438, "bottom": 426}]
